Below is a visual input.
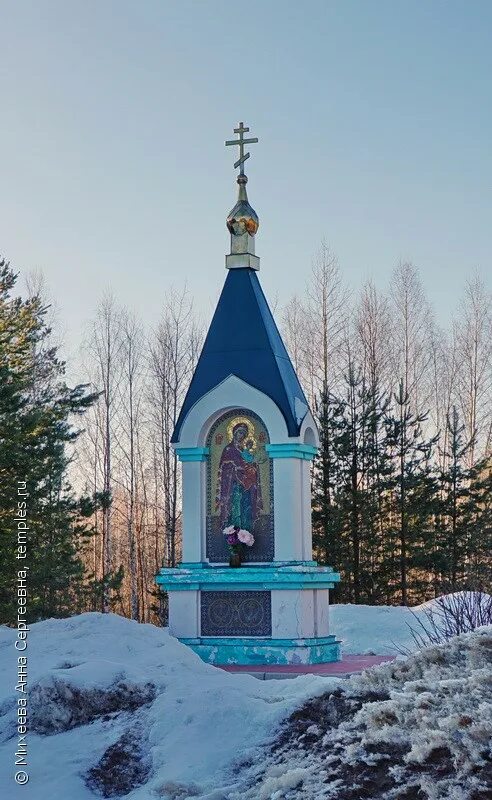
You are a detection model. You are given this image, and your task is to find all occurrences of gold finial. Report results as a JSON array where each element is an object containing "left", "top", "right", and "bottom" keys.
[{"left": 224, "top": 122, "right": 260, "bottom": 270}]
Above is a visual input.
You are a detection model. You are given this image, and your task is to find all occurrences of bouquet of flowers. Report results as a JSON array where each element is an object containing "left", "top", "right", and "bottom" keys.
[{"left": 223, "top": 525, "right": 255, "bottom": 557}]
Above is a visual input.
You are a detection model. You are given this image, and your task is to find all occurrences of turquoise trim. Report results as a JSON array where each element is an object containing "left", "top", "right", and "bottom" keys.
[
  {"left": 156, "top": 562, "right": 340, "bottom": 591},
  {"left": 162, "top": 582, "right": 339, "bottom": 591},
  {"left": 179, "top": 636, "right": 341, "bottom": 665},
  {"left": 265, "top": 443, "right": 318, "bottom": 461},
  {"left": 182, "top": 635, "right": 338, "bottom": 646},
  {"left": 175, "top": 447, "right": 210, "bottom": 462},
  {"left": 178, "top": 560, "right": 318, "bottom": 569}
]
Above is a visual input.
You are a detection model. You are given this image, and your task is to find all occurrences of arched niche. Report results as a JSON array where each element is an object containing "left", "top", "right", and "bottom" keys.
[
  {"left": 205, "top": 408, "right": 274, "bottom": 563},
  {"left": 303, "top": 426, "right": 317, "bottom": 446}
]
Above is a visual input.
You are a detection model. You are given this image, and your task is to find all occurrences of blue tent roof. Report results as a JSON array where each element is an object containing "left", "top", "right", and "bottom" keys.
[{"left": 172, "top": 268, "right": 309, "bottom": 442}]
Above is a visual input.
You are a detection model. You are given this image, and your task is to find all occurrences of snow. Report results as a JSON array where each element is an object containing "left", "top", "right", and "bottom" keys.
[
  {"left": 1, "top": 599, "right": 490, "bottom": 799},
  {"left": 232, "top": 626, "right": 492, "bottom": 799},
  {"left": 330, "top": 603, "right": 418, "bottom": 654},
  {"left": 414, "top": 591, "right": 492, "bottom": 611},
  {"left": 0, "top": 613, "right": 335, "bottom": 799},
  {"left": 331, "top": 592, "right": 492, "bottom": 655}
]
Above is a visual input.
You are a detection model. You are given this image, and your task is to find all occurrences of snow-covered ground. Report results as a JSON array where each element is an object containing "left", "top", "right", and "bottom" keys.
[
  {"left": 0, "top": 602, "right": 490, "bottom": 799},
  {"left": 331, "top": 602, "right": 416, "bottom": 654},
  {"left": 333, "top": 592, "right": 492, "bottom": 655},
  {"left": 0, "top": 613, "right": 334, "bottom": 799},
  {"left": 234, "top": 627, "right": 492, "bottom": 800}
]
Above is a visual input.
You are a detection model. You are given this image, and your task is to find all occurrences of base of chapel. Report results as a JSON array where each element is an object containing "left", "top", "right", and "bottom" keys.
[
  {"left": 157, "top": 561, "right": 342, "bottom": 666},
  {"left": 179, "top": 634, "right": 341, "bottom": 666}
]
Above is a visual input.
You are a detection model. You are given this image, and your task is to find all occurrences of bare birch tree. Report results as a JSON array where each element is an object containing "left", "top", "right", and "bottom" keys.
[
  {"left": 389, "top": 261, "right": 433, "bottom": 417},
  {"left": 356, "top": 280, "right": 392, "bottom": 397},
  {"left": 281, "top": 294, "right": 314, "bottom": 402},
  {"left": 306, "top": 242, "right": 349, "bottom": 399},
  {"left": 148, "top": 289, "right": 202, "bottom": 570},
  {"left": 453, "top": 274, "right": 492, "bottom": 464},
  {"left": 84, "top": 294, "right": 123, "bottom": 612},
  {"left": 429, "top": 327, "right": 458, "bottom": 475},
  {"left": 117, "top": 310, "right": 144, "bottom": 620}
]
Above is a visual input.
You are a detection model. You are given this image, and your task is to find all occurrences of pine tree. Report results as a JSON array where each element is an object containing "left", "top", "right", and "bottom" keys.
[
  {"left": 312, "top": 364, "right": 394, "bottom": 603},
  {"left": 0, "top": 259, "right": 101, "bottom": 623},
  {"left": 438, "top": 407, "right": 474, "bottom": 590},
  {"left": 311, "top": 388, "right": 346, "bottom": 590},
  {"left": 386, "top": 380, "right": 439, "bottom": 605},
  {"left": 332, "top": 362, "right": 372, "bottom": 604},
  {"left": 358, "top": 375, "right": 394, "bottom": 603},
  {"left": 437, "top": 407, "right": 492, "bottom": 592},
  {"left": 463, "top": 462, "right": 492, "bottom": 590}
]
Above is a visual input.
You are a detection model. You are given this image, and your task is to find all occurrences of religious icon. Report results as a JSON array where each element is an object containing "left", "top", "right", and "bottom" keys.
[
  {"left": 215, "top": 417, "right": 263, "bottom": 531},
  {"left": 207, "top": 410, "right": 272, "bottom": 562}
]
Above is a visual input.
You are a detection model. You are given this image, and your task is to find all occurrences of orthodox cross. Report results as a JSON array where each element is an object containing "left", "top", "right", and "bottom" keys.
[{"left": 225, "top": 122, "right": 258, "bottom": 176}]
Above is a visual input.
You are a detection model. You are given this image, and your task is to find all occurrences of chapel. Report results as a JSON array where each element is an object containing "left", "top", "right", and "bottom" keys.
[{"left": 156, "top": 123, "right": 341, "bottom": 665}]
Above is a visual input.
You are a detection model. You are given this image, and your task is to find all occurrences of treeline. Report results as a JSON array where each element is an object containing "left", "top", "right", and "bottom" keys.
[
  {"left": 0, "top": 248, "right": 491, "bottom": 624},
  {"left": 75, "top": 291, "right": 201, "bottom": 623},
  {"left": 0, "top": 261, "right": 200, "bottom": 625},
  {"left": 281, "top": 247, "right": 492, "bottom": 603}
]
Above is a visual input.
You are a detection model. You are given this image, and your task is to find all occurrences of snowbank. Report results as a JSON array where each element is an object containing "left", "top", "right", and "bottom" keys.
[
  {"left": 332, "top": 592, "right": 492, "bottom": 655},
  {"left": 330, "top": 603, "right": 417, "bottom": 654},
  {"left": 1, "top": 599, "right": 489, "bottom": 799},
  {"left": 233, "top": 626, "right": 492, "bottom": 800},
  {"left": 414, "top": 590, "right": 492, "bottom": 611},
  {"left": 0, "top": 613, "right": 335, "bottom": 799}
]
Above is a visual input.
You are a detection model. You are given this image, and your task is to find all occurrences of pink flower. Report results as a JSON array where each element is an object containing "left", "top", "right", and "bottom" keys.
[
  {"left": 237, "top": 529, "right": 254, "bottom": 547},
  {"left": 222, "top": 526, "right": 236, "bottom": 537}
]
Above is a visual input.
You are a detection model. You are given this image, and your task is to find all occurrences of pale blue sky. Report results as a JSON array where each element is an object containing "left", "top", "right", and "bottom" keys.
[{"left": 1, "top": 1, "right": 491, "bottom": 364}]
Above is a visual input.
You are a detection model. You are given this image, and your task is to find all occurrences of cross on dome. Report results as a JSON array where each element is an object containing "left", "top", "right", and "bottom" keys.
[{"left": 225, "top": 122, "right": 258, "bottom": 176}]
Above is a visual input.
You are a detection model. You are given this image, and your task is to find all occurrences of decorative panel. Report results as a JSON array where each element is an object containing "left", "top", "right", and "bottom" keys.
[
  {"left": 201, "top": 591, "right": 271, "bottom": 637},
  {"left": 206, "top": 409, "right": 274, "bottom": 562}
]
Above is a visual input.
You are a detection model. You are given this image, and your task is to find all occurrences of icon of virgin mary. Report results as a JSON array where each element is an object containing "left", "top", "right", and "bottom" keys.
[{"left": 215, "top": 419, "right": 263, "bottom": 532}]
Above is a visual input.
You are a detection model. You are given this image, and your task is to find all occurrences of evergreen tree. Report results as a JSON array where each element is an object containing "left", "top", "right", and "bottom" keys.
[
  {"left": 313, "top": 363, "right": 394, "bottom": 603},
  {"left": 312, "top": 369, "right": 490, "bottom": 606},
  {"left": 463, "top": 462, "right": 492, "bottom": 590},
  {"left": 0, "top": 259, "right": 102, "bottom": 623},
  {"left": 438, "top": 407, "right": 475, "bottom": 590},
  {"left": 357, "top": 373, "right": 394, "bottom": 603},
  {"left": 330, "top": 362, "right": 374, "bottom": 604},
  {"left": 386, "top": 380, "right": 439, "bottom": 605},
  {"left": 438, "top": 407, "right": 492, "bottom": 591},
  {"left": 312, "top": 388, "right": 346, "bottom": 595}
]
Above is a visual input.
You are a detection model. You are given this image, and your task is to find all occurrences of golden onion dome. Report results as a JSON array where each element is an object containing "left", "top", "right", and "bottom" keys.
[{"left": 226, "top": 175, "right": 259, "bottom": 237}]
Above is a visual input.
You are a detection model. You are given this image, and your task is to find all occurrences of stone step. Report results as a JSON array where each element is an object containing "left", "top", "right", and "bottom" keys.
[{"left": 217, "top": 654, "right": 396, "bottom": 679}]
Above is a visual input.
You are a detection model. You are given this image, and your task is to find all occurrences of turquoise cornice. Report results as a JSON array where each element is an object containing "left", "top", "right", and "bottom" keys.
[
  {"left": 175, "top": 444, "right": 318, "bottom": 461},
  {"left": 175, "top": 447, "right": 210, "bottom": 462},
  {"left": 265, "top": 443, "right": 318, "bottom": 461},
  {"left": 156, "top": 562, "right": 340, "bottom": 591}
]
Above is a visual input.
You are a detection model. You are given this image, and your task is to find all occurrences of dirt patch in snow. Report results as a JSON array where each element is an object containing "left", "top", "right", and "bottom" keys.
[
  {"left": 31, "top": 675, "right": 156, "bottom": 734},
  {"left": 86, "top": 728, "right": 151, "bottom": 797},
  {"left": 231, "top": 628, "right": 492, "bottom": 800}
]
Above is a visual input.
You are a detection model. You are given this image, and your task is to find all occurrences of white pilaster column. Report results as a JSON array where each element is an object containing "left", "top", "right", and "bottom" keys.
[
  {"left": 175, "top": 448, "right": 209, "bottom": 563},
  {"left": 301, "top": 458, "right": 313, "bottom": 560},
  {"left": 314, "top": 589, "right": 330, "bottom": 637},
  {"left": 266, "top": 443, "right": 317, "bottom": 563},
  {"left": 168, "top": 591, "right": 199, "bottom": 638},
  {"left": 271, "top": 589, "right": 316, "bottom": 638},
  {"left": 272, "top": 458, "right": 304, "bottom": 561}
]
